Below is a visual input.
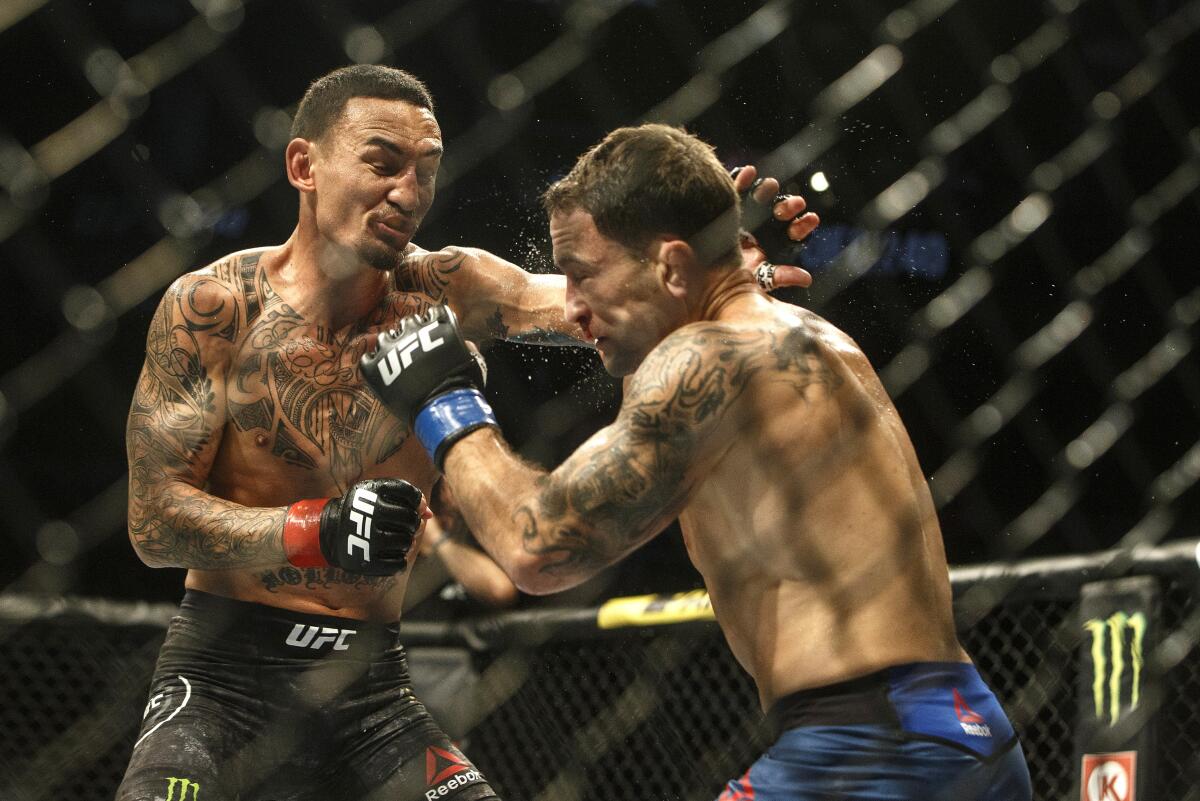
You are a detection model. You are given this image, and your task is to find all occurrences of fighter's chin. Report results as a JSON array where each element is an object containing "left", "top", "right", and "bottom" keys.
[
  {"left": 357, "top": 239, "right": 405, "bottom": 272},
  {"left": 597, "top": 346, "right": 639, "bottom": 377}
]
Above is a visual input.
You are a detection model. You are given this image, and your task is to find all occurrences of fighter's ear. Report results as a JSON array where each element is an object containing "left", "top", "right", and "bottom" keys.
[
  {"left": 653, "top": 237, "right": 694, "bottom": 300},
  {"left": 286, "top": 138, "right": 316, "bottom": 193}
]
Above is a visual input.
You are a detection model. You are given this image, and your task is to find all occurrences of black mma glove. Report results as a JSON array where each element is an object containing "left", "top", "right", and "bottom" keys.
[
  {"left": 283, "top": 478, "right": 423, "bottom": 576},
  {"left": 360, "top": 304, "right": 497, "bottom": 470},
  {"left": 731, "top": 166, "right": 798, "bottom": 263}
]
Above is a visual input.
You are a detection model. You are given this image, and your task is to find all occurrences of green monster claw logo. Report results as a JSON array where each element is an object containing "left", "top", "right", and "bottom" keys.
[
  {"left": 164, "top": 776, "right": 200, "bottom": 801},
  {"left": 1083, "top": 611, "right": 1147, "bottom": 726}
]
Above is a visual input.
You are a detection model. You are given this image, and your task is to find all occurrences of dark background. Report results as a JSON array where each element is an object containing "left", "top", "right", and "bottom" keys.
[{"left": 1, "top": 0, "right": 1197, "bottom": 607}]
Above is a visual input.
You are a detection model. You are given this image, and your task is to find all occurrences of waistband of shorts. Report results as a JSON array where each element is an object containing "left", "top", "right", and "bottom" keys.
[
  {"left": 767, "top": 668, "right": 901, "bottom": 732},
  {"left": 177, "top": 589, "right": 402, "bottom": 660},
  {"left": 766, "top": 661, "right": 1015, "bottom": 759}
]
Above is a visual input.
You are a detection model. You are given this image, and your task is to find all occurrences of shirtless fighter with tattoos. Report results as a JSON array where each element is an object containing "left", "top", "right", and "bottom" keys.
[
  {"left": 118, "top": 66, "right": 814, "bottom": 801},
  {"left": 364, "top": 125, "right": 1034, "bottom": 800}
]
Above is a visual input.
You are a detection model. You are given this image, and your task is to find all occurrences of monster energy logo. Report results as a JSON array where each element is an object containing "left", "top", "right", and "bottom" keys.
[
  {"left": 1083, "top": 611, "right": 1146, "bottom": 726},
  {"left": 164, "top": 776, "right": 200, "bottom": 801}
]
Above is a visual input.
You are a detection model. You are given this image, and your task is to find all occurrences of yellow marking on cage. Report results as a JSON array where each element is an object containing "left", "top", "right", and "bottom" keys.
[
  {"left": 1083, "top": 617, "right": 1107, "bottom": 720},
  {"left": 597, "top": 590, "right": 715, "bottom": 629},
  {"left": 1127, "top": 612, "right": 1146, "bottom": 712},
  {"left": 1106, "top": 612, "right": 1126, "bottom": 726},
  {"left": 1083, "top": 610, "right": 1148, "bottom": 725}
]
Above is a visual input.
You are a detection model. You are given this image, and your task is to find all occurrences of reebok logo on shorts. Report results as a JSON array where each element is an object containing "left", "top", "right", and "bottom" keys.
[
  {"left": 953, "top": 688, "right": 992, "bottom": 737},
  {"left": 424, "top": 746, "right": 482, "bottom": 799}
]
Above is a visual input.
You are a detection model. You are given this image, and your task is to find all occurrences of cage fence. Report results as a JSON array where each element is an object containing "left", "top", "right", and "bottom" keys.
[
  {"left": 2, "top": 541, "right": 1200, "bottom": 800},
  {"left": 1, "top": 0, "right": 1198, "bottom": 799}
]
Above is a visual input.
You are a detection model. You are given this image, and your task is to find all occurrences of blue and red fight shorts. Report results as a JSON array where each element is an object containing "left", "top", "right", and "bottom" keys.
[{"left": 718, "top": 662, "right": 1032, "bottom": 801}]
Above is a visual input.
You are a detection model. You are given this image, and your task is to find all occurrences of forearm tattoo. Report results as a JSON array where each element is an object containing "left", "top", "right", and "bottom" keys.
[
  {"left": 484, "top": 306, "right": 583, "bottom": 346},
  {"left": 516, "top": 322, "right": 841, "bottom": 578}
]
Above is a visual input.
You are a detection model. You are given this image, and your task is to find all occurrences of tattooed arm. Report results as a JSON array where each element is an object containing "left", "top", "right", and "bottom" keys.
[
  {"left": 126, "top": 272, "right": 286, "bottom": 569},
  {"left": 400, "top": 245, "right": 586, "bottom": 347},
  {"left": 402, "top": 206, "right": 817, "bottom": 349},
  {"left": 439, "top": 324, "right": 768, "bottom": 594}
]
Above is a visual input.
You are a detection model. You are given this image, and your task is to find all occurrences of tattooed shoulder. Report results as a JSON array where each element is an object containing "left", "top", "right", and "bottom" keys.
[
  {"left": 768, "top": 321, "right": 844, "bottom": 400},
  {"left": 623, "top": 324, "right": 769, "bottom": 424},
  {"left": 626, "top": 320, "right": 841, "bottom": 421},
  {"left": 146, "top": 277, "right": 239, "bottom": 392}
]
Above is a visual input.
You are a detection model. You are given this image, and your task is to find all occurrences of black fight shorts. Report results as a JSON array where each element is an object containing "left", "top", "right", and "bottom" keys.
[{"left": 116, "top": 590, "right": 498, "bottom": 801}]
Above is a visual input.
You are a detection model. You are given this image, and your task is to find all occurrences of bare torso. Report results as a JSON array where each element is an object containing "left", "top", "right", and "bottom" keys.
[
  {"left": 178, "top": 247, "right": 441, "bottom": 620},
  {"left": 676, "top": 294, "right": 966, "bottom": 708}
]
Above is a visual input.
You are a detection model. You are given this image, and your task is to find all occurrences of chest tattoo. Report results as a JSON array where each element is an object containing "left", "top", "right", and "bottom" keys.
[{"left": 220, "top": 255, "right": 434, "bottom": 490}]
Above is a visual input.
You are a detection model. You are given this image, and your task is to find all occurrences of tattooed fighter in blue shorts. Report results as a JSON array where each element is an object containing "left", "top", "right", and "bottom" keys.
[{"left": 365, "top": 125, "right": 1033, "bottom": 800}]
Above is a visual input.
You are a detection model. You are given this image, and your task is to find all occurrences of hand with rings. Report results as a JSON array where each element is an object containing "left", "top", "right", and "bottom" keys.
[{"left": 732, "top": 165, "right": 820, "bottom": 292}]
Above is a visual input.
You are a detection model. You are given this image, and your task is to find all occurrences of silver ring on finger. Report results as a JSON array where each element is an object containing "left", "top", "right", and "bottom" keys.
[{"left": 755, "top": 262, "right": 776, "bottom": 292}]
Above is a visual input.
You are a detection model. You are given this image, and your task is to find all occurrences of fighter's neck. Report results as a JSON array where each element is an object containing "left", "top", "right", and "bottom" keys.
[
  {"left": 690, "top": 267, "right": 760, "bottom": 324},
  {"left": 263, "top": 232, "right": 395, "bottom": 331}
]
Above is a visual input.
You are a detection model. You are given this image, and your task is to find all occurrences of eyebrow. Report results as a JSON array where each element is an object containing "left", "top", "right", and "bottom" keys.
[
  {"left": 363, "top": 136, "right": 444, "bottom": 159},
  {"left": 555, "top": 254, "right": 590, "bottom": 272}
]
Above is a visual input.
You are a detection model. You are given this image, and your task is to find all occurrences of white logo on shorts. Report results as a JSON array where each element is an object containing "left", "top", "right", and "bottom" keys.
[
  {"left": 285, "top": 624, "right": 356, "bottom": 651},
  {"left": 959, "top": 721, "right": 993, "bottom": 737},
  {"left": 134, "top": 675, "right": 192, "bottom": 748}
]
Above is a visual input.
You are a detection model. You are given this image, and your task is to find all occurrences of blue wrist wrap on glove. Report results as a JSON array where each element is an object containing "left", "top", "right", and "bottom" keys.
[{"left": 414, "top": 388, "right": 498, "bottom": 469}]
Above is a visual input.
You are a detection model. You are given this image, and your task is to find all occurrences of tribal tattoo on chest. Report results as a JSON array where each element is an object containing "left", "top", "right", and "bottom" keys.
[{"left": 219, "top": 253, "right": 431, "bottom": 488}]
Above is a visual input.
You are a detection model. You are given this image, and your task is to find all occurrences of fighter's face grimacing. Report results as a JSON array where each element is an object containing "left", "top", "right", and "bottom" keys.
[
  {"left": 301, "top": 96, "right": 443, "bottom": 273},
  {"left": 551, "top": 207, "right": 684, "bottom": 377}
]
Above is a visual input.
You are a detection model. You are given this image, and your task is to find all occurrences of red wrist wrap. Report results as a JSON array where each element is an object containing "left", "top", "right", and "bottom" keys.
[{"left": 283, "top": 498, "right": 332, "bottom": 567}]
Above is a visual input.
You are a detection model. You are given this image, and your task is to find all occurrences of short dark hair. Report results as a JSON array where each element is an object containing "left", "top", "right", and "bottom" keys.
[
  {"left": 542, "top": 124, "right": 740, "bottom": 266},
  {"left": 290, "top": 65, "right": 435, "bottom": 141}
]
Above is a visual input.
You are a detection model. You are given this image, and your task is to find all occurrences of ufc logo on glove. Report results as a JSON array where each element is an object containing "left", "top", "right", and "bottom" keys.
[
  {"left": 376, "top": 320, "right": 445, "bottom": 385},
  {"left": 346, "top": 487, "right": 377, "bottom": 561},
  {"left": 282, "top": 478, "right": 423, "bottom": 577},
  {"left": 360, "top": 306, "right": 498, "bottom": 471}
]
